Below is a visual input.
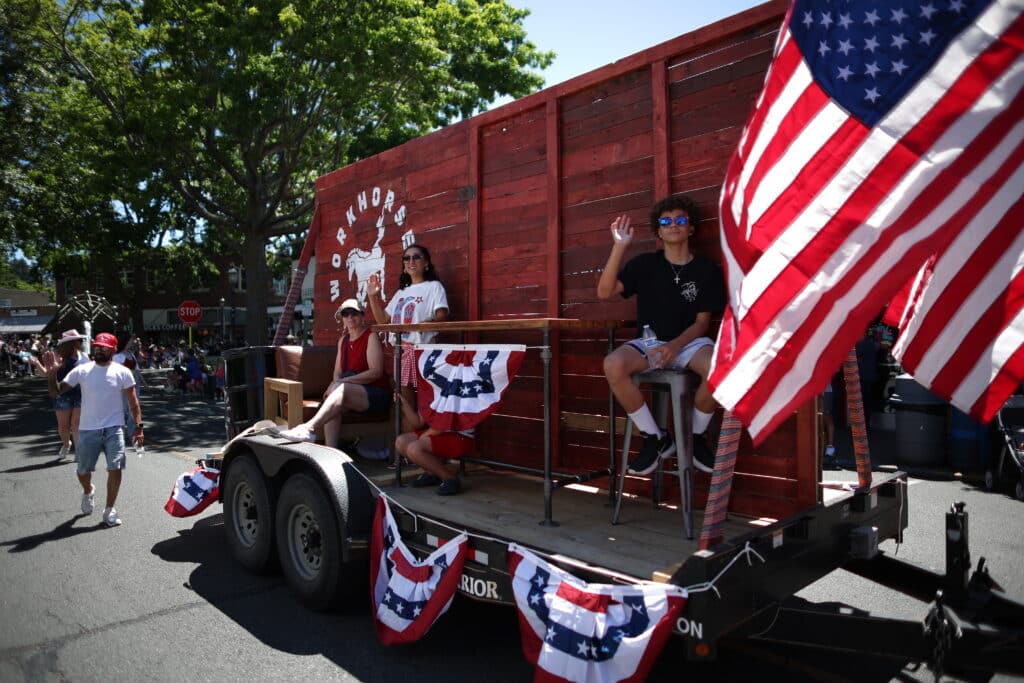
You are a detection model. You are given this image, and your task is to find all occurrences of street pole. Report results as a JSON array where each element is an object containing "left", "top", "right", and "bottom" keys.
[{"left": 220, "top": 297, "right": 226, "bottom": 340}]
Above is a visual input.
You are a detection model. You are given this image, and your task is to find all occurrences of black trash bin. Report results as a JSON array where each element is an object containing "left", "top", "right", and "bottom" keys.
[
  {"left": 222, "top": 346, "right": 277, "bottom": 440},
  {"left": 890, "top": 374, "right": 948, "bottom": 467}
]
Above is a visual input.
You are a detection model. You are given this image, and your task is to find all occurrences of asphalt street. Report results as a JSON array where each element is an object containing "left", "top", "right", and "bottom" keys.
[{"left": 1, "top": 374, "right": 1022, "bottom": 682}]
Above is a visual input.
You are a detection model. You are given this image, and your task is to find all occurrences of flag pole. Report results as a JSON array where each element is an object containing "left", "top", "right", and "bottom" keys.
[
  {"left": 698, "top": 411, "right": 742, "bottom": 551},
  {"left": 843, "top": 349, "right": 873, "bottom": 489}
]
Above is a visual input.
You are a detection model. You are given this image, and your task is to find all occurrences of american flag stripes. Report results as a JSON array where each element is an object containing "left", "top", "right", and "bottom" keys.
[
  {"left": 712, "top": 0, "right": 1024, "bottom": 441},
  {"left": 370, "top": 497, "right": 467, "bottom": 645},
  {"left": 884, "top": 209, "right": 1024, "bottom": 421},
  {"left": 508, "top": 544, "right": 687, "bottom": 683}
]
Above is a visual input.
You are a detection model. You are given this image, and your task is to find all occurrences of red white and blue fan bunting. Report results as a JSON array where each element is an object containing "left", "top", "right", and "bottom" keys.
[
  {"left": 164, "top": 464, "right": 220, "bottom": 517},
  {"left": 415, "top": 344, "right": 526, "bottom": 431},
  {"left": 370, "top": 497, "right": 468, "bottom": 645},
  {"left": 508, "top": 544, "right": 687, "bottom": 683}
]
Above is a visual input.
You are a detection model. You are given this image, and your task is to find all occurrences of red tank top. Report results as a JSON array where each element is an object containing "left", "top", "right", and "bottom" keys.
[{"left": 338, "top": 331, "right": 390, "bottom": 390}]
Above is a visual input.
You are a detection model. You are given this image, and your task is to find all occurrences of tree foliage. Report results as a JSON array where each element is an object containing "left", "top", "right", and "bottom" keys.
[{"left": 16, "top": 0, "right": 552, "bottom": 343}]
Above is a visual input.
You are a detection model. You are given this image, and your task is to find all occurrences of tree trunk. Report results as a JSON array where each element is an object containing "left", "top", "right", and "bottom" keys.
[{"left": 241, "top": 231, "right": 270, "bottom": 346}]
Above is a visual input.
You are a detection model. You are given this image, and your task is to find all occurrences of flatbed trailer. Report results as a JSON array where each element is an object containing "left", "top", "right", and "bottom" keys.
[
  {"left": 212, "top": 429, "right": 1023, "bottom": 676},
  {"left": 214, "top": 1, "right": 1024, "bottom": 676},
  {"left": 214, "top": 430, "right": 909, "bottom": 660}
]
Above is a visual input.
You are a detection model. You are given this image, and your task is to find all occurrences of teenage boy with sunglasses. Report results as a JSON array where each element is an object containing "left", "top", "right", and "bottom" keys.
[{"left": 597, "top": 194, "right": 725, "bottom": 475}]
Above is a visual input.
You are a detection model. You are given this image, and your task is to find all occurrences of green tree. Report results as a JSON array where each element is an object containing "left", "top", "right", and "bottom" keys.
[{"left": 32, "top": 0, "right": 552, "bottom": 344}]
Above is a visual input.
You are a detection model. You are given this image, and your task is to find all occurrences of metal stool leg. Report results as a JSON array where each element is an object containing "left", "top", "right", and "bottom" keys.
[
  {"left": 671, "top": 374, "right": 694, "bottom": 539},
  {"left": 612, "top": 419, "right": 634, "bottom": 524}
]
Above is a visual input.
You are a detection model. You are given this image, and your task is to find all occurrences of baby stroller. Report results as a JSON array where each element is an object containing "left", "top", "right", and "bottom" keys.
[{"left": 985, "top": 393, "right": 1024, "bottom": 501}]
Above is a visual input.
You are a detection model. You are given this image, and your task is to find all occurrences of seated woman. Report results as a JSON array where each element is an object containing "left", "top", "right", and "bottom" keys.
[
  {"left": 278, "top": 298, "right": 391, "bottom": 445},
  {"left": 394, "top": 395, "right": 475, "bottom": 496}
]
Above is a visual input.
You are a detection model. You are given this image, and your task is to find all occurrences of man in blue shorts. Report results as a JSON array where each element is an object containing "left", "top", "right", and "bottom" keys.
[
  {"left": 597, "top": 194, "right": 725, "bottom": 475},
  {"left": 44, "top": 332, "right": 144, "bottom": 527}
]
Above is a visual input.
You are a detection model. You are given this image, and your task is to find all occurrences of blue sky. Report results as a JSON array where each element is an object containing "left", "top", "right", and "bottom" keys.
[{"left": 505, "top": 0, "right": 763, "bottom": 91}]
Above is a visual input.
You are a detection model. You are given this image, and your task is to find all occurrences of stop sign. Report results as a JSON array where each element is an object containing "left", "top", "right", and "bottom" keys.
[{"left": 178, "top": 300, "right": 203, "bottom": 326}]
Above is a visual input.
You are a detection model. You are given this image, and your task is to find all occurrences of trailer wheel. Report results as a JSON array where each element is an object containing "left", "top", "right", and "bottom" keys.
[
  {"left": 223, "top": 456, "right": 278, "bottom": 574},
  {"left": 276, "top": 473, "right": 356, "bottom": 611}
]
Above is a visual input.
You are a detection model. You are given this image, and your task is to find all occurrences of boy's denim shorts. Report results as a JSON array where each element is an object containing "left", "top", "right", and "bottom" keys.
[{"left": 76, "top": 426, "right": 126, "bottom": 475}]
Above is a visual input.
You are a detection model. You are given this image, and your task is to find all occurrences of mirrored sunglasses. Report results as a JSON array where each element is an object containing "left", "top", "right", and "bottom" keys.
[{"left": 658, "top": 216, "right": 690, "bottom": 227}]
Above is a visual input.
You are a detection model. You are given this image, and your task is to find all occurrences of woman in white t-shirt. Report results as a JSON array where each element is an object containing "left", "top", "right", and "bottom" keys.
[{"left": 367, "top": 243, "right": 449, "bottom": 412}]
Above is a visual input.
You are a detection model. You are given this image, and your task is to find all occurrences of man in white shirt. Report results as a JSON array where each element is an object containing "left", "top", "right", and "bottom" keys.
[{"left": 44, "top": 332, "right": 144, "bottom": 528}]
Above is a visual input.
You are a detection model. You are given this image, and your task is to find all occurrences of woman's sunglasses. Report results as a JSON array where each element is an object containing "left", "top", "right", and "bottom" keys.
[{"left": 402, "top": 253, "right": 425, "bottom": 262}]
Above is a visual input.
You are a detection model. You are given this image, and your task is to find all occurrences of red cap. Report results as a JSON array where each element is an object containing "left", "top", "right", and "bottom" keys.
[{"left": 93, "top": 332, "right": 119, "bottom": 350}]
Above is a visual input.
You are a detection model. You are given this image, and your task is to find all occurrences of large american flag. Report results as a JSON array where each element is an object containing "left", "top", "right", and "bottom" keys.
[{"left": 711, "top": 0, "right": 1024, "bottom": 441}]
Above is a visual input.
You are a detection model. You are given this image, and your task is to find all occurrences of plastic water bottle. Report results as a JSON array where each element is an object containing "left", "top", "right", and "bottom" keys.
[
  {"left": 641, "top": 324, "right": 659, "bottom": 349},
  {"left": 134, "top": 442, "right": 145, "bottom": 458}
]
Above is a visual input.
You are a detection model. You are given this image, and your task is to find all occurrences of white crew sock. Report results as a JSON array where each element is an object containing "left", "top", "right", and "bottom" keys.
[
  {"left": 628, "top": 406, "right": 661, "bottom": 437},
  {"left": 692, "top": 407, "right": 715, "bottom": 435}
]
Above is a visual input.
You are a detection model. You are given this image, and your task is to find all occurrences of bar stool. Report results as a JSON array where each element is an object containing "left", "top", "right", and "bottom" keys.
[{"left": 612, "top": 369, "right": 695, "bottom": 539}]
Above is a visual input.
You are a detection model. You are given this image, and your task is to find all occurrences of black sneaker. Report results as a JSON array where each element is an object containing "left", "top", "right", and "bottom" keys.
[
  {"left": 692, "top": 433, "right": 715, "bottom": 474},
  {"left": 627, "top": 432, "right": 675, "bottom": 475},
  {"left": 437, "top": 478, "right": 461, "bottom": 496},
  {"left": 410, "top": 473, "right": 442, "bottom": 488}
]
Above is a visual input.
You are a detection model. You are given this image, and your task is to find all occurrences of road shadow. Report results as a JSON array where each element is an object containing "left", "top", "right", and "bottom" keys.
[
  {"left": 1, "top": 457, "right": 75, "bottom": 473},
  {"left": 150, "top": 514, "right": 532, "bottom": 682},
  {"left": 0, "top": 377, "right": 228, "bottom": 461},
  {"left": 0, "top": 514, "right": 108, "bottom": 552}
]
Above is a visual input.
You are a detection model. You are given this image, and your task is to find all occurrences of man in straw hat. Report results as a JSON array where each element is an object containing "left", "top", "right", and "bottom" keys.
[{"left": 42, "top": 332, "right": 143, "bottom": 528}]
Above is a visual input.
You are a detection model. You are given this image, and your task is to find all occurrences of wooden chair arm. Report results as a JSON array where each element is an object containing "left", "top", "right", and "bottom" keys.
[{"left": 264, "top": 377, "right": 305, "bottom": 427}]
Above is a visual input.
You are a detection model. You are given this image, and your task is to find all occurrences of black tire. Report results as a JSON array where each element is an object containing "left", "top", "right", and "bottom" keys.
[
  {"left": 984, "top": 469, "right": 996, "bottom": 491},
  {"left": 1016, "top": 479, "right": 1024, "bottom": 502},
  {"left": 276, "top": 473, "right": 363, "bottom": 611},
  {"left": 223, "top": 455, "right": 278, "bottom": 574}
]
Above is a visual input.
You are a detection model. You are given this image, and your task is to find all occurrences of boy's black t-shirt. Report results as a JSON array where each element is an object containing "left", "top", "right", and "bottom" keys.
[{"left": 618, "top": 251, "right": 725, "bottom": 341}]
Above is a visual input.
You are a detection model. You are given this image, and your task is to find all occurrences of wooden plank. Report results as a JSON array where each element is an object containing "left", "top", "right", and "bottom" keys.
[
  {"left": 468, "top": 119, "right": 481, "bottom": 323},
  {"left": 651, "top": 60, "right": 670, "bottom": 200},
  {"left": 383, "top": 470, "right": 762, "bottom": 580}
]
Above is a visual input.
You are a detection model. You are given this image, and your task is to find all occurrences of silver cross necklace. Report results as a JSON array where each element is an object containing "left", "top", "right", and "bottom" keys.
[{"left": 668, "top": 255, "right": 693, "bottom": 284}]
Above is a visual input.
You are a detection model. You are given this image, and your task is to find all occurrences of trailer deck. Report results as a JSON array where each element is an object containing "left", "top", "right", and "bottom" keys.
[{"left": 357, "top": 460, "right": 902, "bottom": 586}]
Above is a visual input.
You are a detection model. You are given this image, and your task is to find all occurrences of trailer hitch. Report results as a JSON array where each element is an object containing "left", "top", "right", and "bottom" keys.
[{"left": 922, "top": 590, "right": 962, "bottom": 681}]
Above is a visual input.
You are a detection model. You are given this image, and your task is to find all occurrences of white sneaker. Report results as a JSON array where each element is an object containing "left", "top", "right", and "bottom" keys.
[
  {"left": 278, "top": 424, "right": 315, "bottom": 443},
  {"left": 58, "top": 443, "right": 70, "bottom": 459},
  {"left": 81, "top": 485, "right": 95, "bottom": 515},
  {"left": 102, "top": 507, "right": 122, "bottom": 527}
]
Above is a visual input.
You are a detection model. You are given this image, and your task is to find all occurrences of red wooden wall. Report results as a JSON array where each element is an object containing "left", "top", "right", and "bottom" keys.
[{"left": 313, "top": 0, "right": 819, "bottom": 520}]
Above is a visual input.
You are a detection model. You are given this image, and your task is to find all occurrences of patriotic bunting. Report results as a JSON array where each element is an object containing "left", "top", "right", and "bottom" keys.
[
  {"left": 711, "top": 0, "right": 1024, "bottom": 442},
  {"left": 370, "top": 497, "right": 468, "bottom": 645},
  {"left": 508, "top": 544, "right": 687, "bottom": 683},
  {"left": 164, "top": 464, "right": 220, "bottom": 517},
  {"left": 415, "top": 344, "right": 526, "bottom": 431}
]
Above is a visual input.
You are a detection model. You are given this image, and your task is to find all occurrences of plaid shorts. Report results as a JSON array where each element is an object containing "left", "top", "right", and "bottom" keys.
[{"left": 399, "top": 343, "right": 418, "bottom": 389}]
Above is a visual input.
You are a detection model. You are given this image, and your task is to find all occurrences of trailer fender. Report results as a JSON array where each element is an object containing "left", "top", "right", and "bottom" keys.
[{"left": 222, "top": 432, "right": 376, "bottom": 560}]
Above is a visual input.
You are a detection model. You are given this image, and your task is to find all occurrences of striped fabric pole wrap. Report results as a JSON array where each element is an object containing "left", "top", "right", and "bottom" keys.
[
  {"left": 842, "top": 348, "right": 873, "bottom": 489},
  {"left": 272, "top": 204, "right": 321, "bottom": 346},
  {"left": 273, "top": 265, "right": 307, "bottom": 346},
  {"left": 698, "top": 411, "right": 742, "bottom": 551}
]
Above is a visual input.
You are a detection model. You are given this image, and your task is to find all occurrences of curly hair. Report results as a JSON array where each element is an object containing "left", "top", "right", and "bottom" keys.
[
  {"left": 397, "top": 244, "right": 440, "bottom": 290},
  {"left": 649, "top": 194, "right": 701, "bottom": 235}
]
